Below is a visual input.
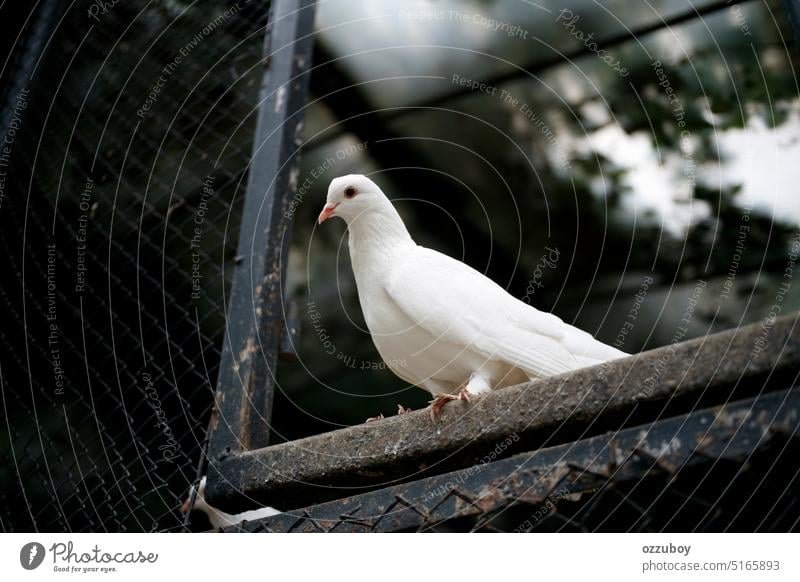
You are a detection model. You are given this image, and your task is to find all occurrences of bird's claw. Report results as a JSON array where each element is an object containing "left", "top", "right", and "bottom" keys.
[
  {"left": 367, "top": 406, "right": 412, "bottom": 422},
  {"left": 429, "top": 392, "right": 470, "bottom": 421},
  {"left": 429, "top": 394, "right": 455, "bottom": 421}
]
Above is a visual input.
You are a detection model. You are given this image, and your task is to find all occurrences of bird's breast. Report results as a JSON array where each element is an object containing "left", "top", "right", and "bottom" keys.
[
  {"left": 350, "top": 246, "right": 490, "bottom": 387},
  {"left": 360, "top": 296, "right": 493, "bottom": 387}
]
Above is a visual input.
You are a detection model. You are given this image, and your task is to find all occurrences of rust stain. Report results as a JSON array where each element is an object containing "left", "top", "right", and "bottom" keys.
[{"left": 239, "top": 337, "right": 257, "bottom": 363}]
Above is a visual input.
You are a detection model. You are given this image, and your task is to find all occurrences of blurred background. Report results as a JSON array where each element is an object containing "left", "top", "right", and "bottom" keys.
[
  {"left": 0, "top": 0, "right": 798, "bottom": 531},
  {"left": 281, "top": 0, "right": 800, "bottom": 437}
]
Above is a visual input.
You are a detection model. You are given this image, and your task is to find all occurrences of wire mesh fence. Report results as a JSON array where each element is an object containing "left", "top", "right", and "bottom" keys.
[
  {"left": 2, "top": 0, "right": 800, "bottom": 536},
  {"left": 0, "top": 0, "right": 270, "bottom": 532}
]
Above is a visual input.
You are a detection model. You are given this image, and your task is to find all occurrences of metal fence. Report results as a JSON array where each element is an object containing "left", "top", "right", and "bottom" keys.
[
  {"left": 0, "top": 0, "right": 270, "bottom": 532},
  {"left": 2, "top": 0, "right": 800, "bottom": 534},
  {"left": 228, "top": 388, "right": 800, "bottom": 532}
]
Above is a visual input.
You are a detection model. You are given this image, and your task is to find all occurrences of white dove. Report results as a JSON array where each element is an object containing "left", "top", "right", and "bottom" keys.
[
  {"left": 181, "top": 477, "right": 280, "bottom": 530},
  {"left": 318, "top": 174, "right": 627, "bottom": 420}
]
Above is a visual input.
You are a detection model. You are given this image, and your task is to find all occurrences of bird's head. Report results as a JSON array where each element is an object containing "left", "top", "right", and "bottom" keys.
[{"left": 318, "top": 174, "right": 387, "bottom": 225}]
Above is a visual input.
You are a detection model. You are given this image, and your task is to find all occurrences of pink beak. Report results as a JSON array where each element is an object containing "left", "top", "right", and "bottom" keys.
[{"left": 317, "top": 202, "right": 339, "bottom": 224}]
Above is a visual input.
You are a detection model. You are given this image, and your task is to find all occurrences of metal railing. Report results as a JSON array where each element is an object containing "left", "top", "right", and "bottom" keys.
[{"left": 3, "top": 0, "right": 800, "bottom": 533}]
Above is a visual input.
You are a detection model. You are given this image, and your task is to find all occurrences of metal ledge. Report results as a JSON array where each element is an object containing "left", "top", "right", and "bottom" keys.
[
  {"left": 207, "top": 314, "right": 800, "bottom": 512},
  {"left": 225, "top": 387, "right": 800, "bottom": 532}
]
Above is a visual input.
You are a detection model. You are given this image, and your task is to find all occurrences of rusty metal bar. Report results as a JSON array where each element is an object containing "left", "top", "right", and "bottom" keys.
[
  {"left": 225, "top": 386, "right": 800, "bottom": 532},
  {"left": 205, "top": 0, "right": 316, "bottom": 504},
  {"left": 210, "top": 313, "right": 800, "bottom": 512}
]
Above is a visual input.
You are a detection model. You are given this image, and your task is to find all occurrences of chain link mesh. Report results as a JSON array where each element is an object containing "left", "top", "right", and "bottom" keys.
[{"left": 0, "top": 0, "right": 270, "bottom": 532}]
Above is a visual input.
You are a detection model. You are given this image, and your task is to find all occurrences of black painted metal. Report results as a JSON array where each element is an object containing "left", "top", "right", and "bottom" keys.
[
  {"left": 224, "top": 387, "right": 800, "bottom": 532},
  {"left": 0, "top": 2, "right": 61, "bottom": 144},
  {"left": 205, "top": 0, "right": 316, "bottom": 504}
]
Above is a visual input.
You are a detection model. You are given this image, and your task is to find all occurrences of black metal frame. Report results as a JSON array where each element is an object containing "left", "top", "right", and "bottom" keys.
[
  {"left": 224, "top": 388, "right": 800, "bottom": 532},
  {"left": 0, "top": 3, "right": 61, "bottom": 145},
  {"left": 202, "top": 0, "right": 800, "bottom": 528},
  {"left": 205, "top": 0, "right": 316, "bottom": 506}
]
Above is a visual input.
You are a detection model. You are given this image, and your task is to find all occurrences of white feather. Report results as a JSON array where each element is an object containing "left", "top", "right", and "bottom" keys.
[
  {"left": 184, "top": 477, "right": 280, "bottom": 530},
  {"left": 322, "top": 174, "right": 627, "bottom": 396}
]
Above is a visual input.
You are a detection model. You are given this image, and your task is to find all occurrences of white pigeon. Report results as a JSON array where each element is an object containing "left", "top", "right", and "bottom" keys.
[
  {"left": 318, "top": 174, "right": 627, "bottom": 420},
  {"left": 181, "top": 477, "right": 280, "bottom": 530}
]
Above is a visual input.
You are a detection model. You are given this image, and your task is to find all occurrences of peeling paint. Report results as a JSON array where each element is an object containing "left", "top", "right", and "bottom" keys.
[{"left": 274, "top": 85, "right": 287, "bottom": 113}]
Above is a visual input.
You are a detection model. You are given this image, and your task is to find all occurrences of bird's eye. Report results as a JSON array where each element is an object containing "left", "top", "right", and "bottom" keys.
[{"left": 344, "top": 186, "right": 357, "bottom": 199}]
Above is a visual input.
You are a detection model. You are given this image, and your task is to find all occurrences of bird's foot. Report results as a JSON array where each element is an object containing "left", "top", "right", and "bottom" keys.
[
  {"left": 429, "top": 393, "right": 457, "bottom": 421},
  {"left": 365, "top": 413, "right": 385, "bottom": 423},
  {"left": 429, "top": 390, "right": 470, "bottom": 421},
  {"left": 397, "top": 404, "right": 412, "bottom": 415}
]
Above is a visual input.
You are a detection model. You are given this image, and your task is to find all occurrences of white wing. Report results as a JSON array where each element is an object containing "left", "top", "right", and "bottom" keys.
[{"left": 385, "top": 247, "right": 613, "bottom": 379}]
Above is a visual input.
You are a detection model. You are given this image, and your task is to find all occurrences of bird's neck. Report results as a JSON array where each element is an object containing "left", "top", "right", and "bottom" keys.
[{"left": 347, "top": 205, "right": 415, "bottom": 271}]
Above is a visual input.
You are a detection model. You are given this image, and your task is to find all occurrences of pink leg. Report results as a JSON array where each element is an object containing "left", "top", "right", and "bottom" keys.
[{"left": 429, "top": 393, "right": 466, "bottom": 421}]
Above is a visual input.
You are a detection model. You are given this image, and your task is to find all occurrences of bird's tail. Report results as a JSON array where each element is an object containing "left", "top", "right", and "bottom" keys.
[{"left": 561, "top": 327, "right": 628, "bottom": 365}]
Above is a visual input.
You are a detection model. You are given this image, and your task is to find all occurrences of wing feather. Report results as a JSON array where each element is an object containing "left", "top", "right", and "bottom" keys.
[{"left": 386, "top": 247, "right": 583, "bottom": 378}]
